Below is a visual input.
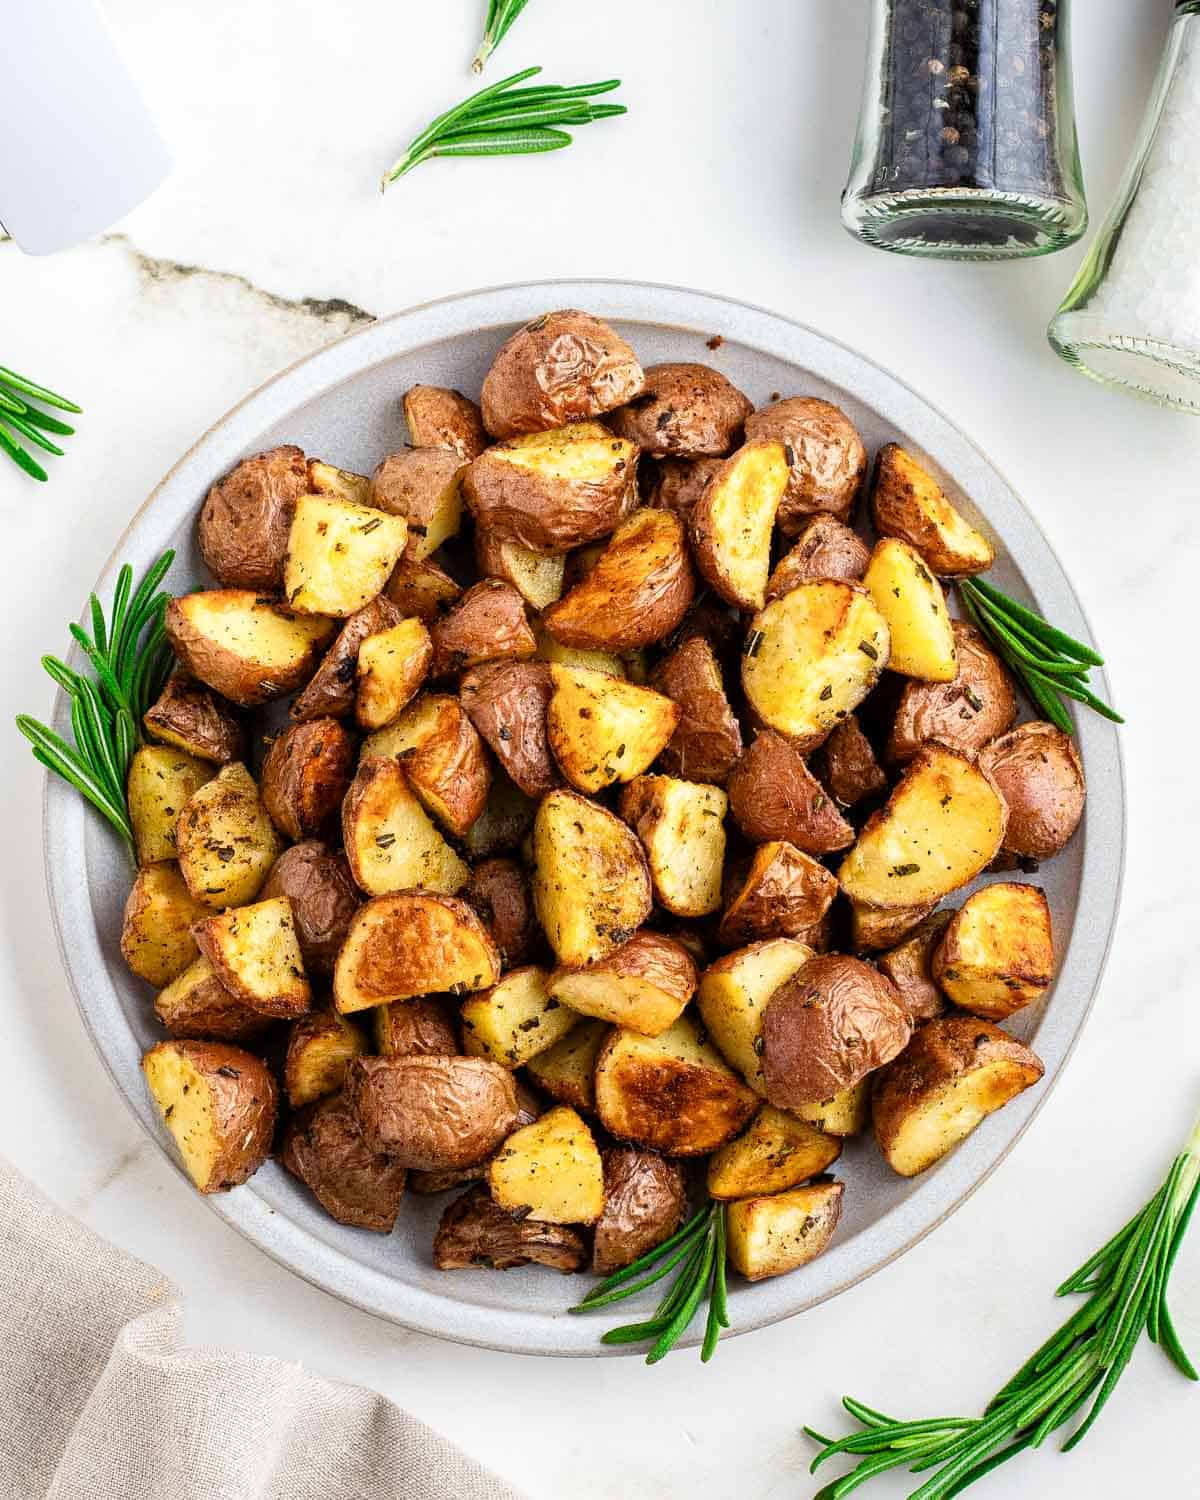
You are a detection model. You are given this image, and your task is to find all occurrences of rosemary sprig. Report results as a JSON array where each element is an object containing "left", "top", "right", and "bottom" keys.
[
  {"left": 381, "top": 67, "right": 625, "bottom": 188},
  {"left": 0, "top": 363, "right": 82, "bottom": 482},
  {"left": 958, "top": 576, "right": 1121, "bottom": 733},
  {"left": 805, "top": 1110, "right": 1200, "bottom": 1499},
  {"left": 569, "top": 1201, "right": 730, "bottom": 1364},
  {"left": 472, "top": 0, "right": 533, "bottom": 73},
  {"left": 16, "top": 551, "right": 177, "bottom": 859}
]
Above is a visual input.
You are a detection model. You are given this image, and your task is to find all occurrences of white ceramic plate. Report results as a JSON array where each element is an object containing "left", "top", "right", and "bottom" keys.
[{"left": 43, "top": 281, "right": 1124, "bottom": 1356}]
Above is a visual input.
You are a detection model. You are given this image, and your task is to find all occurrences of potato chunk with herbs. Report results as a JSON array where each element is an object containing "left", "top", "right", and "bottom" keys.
[
  {"left": 192, "top": 897, "right": 311, "bottom": 1019},
  {"left": 461, "top": 966, "right": 580, "bottom": 1068},
  {"left": 546, "top": 664, "right": 679, "bottom": 794},
  {"left": 175, "top": 762, "right": 284, "bottom": 909},
  {"left": 283, "top": 494, "right": 408, "bottom": 616},
  {"left": 933, "top": 882, "right": 1054, "bottom": 1020},
  {"left": 619, "top": 775, "right": 727, "bottom": 917},
  {"left": 862, "top": 538, "right": 957, "bottom": 682},
  {"left": 725, "top": 1180, "right": 843, "bottom": 1281},
  {"left": 488, "top": 1106, "right": 605, "bottom": 1225}
]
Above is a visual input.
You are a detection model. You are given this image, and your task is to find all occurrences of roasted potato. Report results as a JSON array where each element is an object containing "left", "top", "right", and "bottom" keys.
[
  {"left": 542, "top": 508, "right": 695, "bottom": 650},
  {"left": 547, "top": 931, "right": 697, "bottom": 1037},
  {"left": 696, "top": 937, "right": 814, "bottom": 1093},
  {"left": 595, "top": 1013, "right": 758, "bottom": 1156},
  {"left": 525, "top": 1019, "right": 610, "bottom": 1112},
  {"left": 354, "top": 617, "right": 432, "bottom": 731},
  {"left": 465, "top": 422, "right": 639, "bottom": 553},
  {"left": 283, "top": 495, "right": 408, "bottom": 618},
  {"left": 461, "top": 768, "right": 537, "bottom": 859},
  {"left": 475, "top": 529, "right": 565, "bottom": 610},
  {"left": 405, "top": 1081, "right": 542, "bottom": 1198},
  {"left": 334, "top": 892, "right": 501, "bottom": 1011},
  {"left": 726, "top": 1180, "right": 844, "bottom": 1281},
  {"left": 873, "top": 1015, "right": 1044, "bottom": 1176},
  {"left": 813, "top": 714, "right": 887, "bottom": 809},
  {"left": 609, "top": 363, "right": 752, "bottom": 458},
  {"left": 307, "top": 458, "right": 371, "bottom": 506},
  {"left": 788, "top": 1081, "right": 871, "bottom": 1138},
  {"left": 648, "top": 456, "right": 723, "bottom": 520},
  {"left": 888, "top": 620, "right": 1016, "bottom": 763},
  {"left": 120, "top": 862, "right": 207, "bottom": 987},
  {"left": 364, "top": 693, "right": 490, "bottom": 838},
  {"left": 346, "top": 1054, "right": 518, "bottom": 1169},
  {"left": 142, "top": 1039, "right": 278, "bottom": 1192},
  {"left": 978, "top": 720, "right": 1086, "bottom": 861},
  {"left": 933, "top": 882, "right": 1054, "bottom": 1019},
  {"left": 433, "top": 1184, "right": 587, "bottom": 1271},
  {"left": 165, "top": 589, "right": 334, "bottom": 708},
  {"left": 460, "top": 660, "right": 558, "bottom": 799},
  {"left": 370, "top": 448, "right": 465, "bottom": 561},
  {"left": 876, "top": 910, "right": 952, "bottom": 1024},
  {"left": 126, "top": 744, "right": 214, "bottom": 866},
  {"left": 143, "top": 676, "right": 244, "bottom": 765},
  {"left": 192, "top": 897, "right": 311, "bottom": 1019},
  {"left": 546, "top": 664, "right": 679, "bottom": 794},
  {"left": 862, "top": 539, "right": 957, "bottom": 682},
  {"left": 260, "top": 841, "right": 359, "bottom": 974},
  {"left": 260, "top": 718, "right": 355, "bottom": 841},
  {"left": 374, "top": 995, "right": 460, "bottom": 1058},
  {"left": 289, "top": 596, "right": 403, "bottom": 722},
  {"left": 837, "top": 744, "right": 1007, "bottom": 909},
  {"left": 402, "top": 385, "right": 488, "bottom": 460},
  {"left": 649, "top": 636, "right": 743, "bottom": 785},
  {"left": 718, "top": 841, "right": 839, "bottom": 948},
  {"left": 591, "top": 1146, "right": 687, "bottom": 1274},
  {"left": 342, "top": 756, "right": 468, "bottom": 898},
  {"left": 462, "top": 966, "right": 579, "bottom": 1068},
  {"left": 532, "top": 789, "right": 653, "bottom": 967},
  {"left": 689, "top": 440, "right": 790, "bottom": 610},
  {"left": 488, "top": 1105, "right": 604, "bottom": 1224},
  {"left": 480, "top": 309, "right": 645, "bottom": 438},
  {"left": 761, "top": 954, "right": 912, "bottom": 1108},
  {"left": 464, "top": 857, "right": 539, "bottom": 967},
  {"left": 707, "top": 1106, "right": 842, "bottom": 1200},
  {"left": 284, "top": 1008, "right": 368, "bottom": 1107},
  {"left": 871, "top": 443, "right": 995, "bottom": 577},
  {"left": 153, "top": 956, "right": 271, "bottom": 1042},
  {"left": 727, "top": 732, "right": 854, "bottom": 856},
  {"left": 197, "top": 445, "right": 308, "bottom": 591},
  {"left": 382, "top": 554, "right": 463, "bottom": 621},
  {"left": 429, "top": 579, "right": 536, "bottom": 677},
  {"left": 848, "top": 899, "right": 939, "bottom": 954},
  {"left": 175, "top": 761, "right": 284, "bottom": 909},
  {"left": 744, "top": 397, "right": 867, "bottom": 530},
  {"left": 741, "top": 581, "right": 890, "bottom": 750},
  {"left": 534, "top": 623, "right": 627, "bottom": 680},
  {"left": 766, "top": 515, "right": 870, "bottom": 599},
  {"left": 618, "top": 775, "right": 727, "bottom": 917},
  {"left": 281, "top": 1091, "right": 407, "bottom": 1231}
]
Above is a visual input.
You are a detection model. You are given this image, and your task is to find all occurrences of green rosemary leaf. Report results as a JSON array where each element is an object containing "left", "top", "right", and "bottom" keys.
[
  {"left": 0, "top": 407, "right": 65, "bottom": 456},
  {"left": 16, "top": 404, "right": 75, "bottom": 437},
  {"left": 384, "top": 65, "right": 541, "bottom": 184},
  {"left": 965, "top": 577, "right": 1103, "bottom": 665},
  {"left": 0, "top": 386, "right": 28, "bottom": 416},
  {"left": 571, "top": 1206, "right": 709, "bottom": 1307},
  {"left": 0, "top": 364, "right": 82, "bottom": 413},
  {"left": 439, "top": 102, "right": 593, "bottom": 136},
  {"left": 16, "top": 717, "right": 133, "bottom": 845},
  {"left": 406, "top": 128, "right": 573, "bottom": 172},
  {"left": 470, "top": 79, "right": 623, "bottom": 113},
  {"left": 712, "top": 1201, "right": 729, "bottom": 1330},
  {"left": 472, "top": 0, "right": 533, "bottom": 73},
  {"left": 0, "top": 421, "right": 48, "bottom": 481},
  {"left": 646, "top": 1227, "right": 715, "bottom": 1364},
  {"left": 599, "top": 1317, "right": 673, "bottom": 1345},
  {"left": 569, "top": 1231, "right": 701, "bottom": 1312}
]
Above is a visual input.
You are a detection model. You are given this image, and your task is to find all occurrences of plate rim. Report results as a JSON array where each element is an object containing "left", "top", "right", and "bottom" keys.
[{"left": 41, "top": 278, "right": 1126, "bottom": 1356}]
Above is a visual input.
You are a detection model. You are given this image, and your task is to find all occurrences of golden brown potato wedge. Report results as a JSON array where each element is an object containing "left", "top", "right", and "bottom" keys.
[
  {"left": 488, "top": 1105, "right": 604, "bottom": 1224},
  {"left": 480, "top": 309, "right": 644, "bottom": 438},
  {"left": 727, "top": 732, "right": 854, "bottom": 855},
  {"left": 525, "top": 1018, "right": 610, "bottom": 1112},
  {"left": 689, "top": 440, "right": 790, "bottom": 610},
  {"left": 718, "top": 841, "right": 839, "bottom": 948},
  {"left": 283, "top": 495, "right": 408, "bottom": 617},
  {"left": 153, "top": 955, "right": 272, "bottom": 1042},
  {"left": 765, "top": 515, "right": 870, "bottom": 599},
  {"left": 334, "top": 892, "right": 500, "bottom": 1011},
  {"left": 281, "top": 1091, "right": 407, "bottom": 1231},
  {"left": 933, "top": 882, "right": 1054, "bottom": 1019},
  {"left": 355, "top": 617, "right": 433, "bottom": 730},
  {"left": 618, "top": 774, "right": 727, "bottom": 917},
  {"left": 370, "top": 449, "right": 466, "bottom": 562},
  {"left": 342, "top": 756, "right": 468, "bottom": 898},
  {"left": 284, "top": 1008, "right": 368, "bottom": 1107},
  {"left": 534, "top": 624, "right": 626, "bottom": 679},
  {"left": 198, "top": 446, "right": 308, "bottom": 591},
  {"left": 837, "top": 744, "right": 1007, "bottom": 909},
  {"left": 260, "top": 841, "right": 360, "bottom": 975},
  {"left": 594, "top": 1014, "right": 758, "bottom": 1156},
  {"left": 175, "top": 761, "right": 284, "bottom": 909},
  {"left": 848, "top": 899, "right": 939, "bottom": 954},
  {"left": 873, "top": 1015, "right": 1044, "bottom": 1176},
  {"left": 726, "top": 1180, "right": 844, "bottom": 1281},
  {"left": 744, "top": 397, "right": 868, "bottom": 531},
  {"left": 403, "top": 385, "right": 487, "bottom": 460},
  {"left": 433, "top": 1184, "right": 587, "bottom": 1271},
  {"left": 289, "top": 596, "right": 403, "bottom": 722},
  {"left": 192, "top": 896, "right": 312, "bottom": 1019},
  {"left": 531, "top": 789, "right": 652, "bottom": 967},
  {"left": 546, "top": 664, "right": 679, "bottom": 794},
  {"left": 120, "top": 863, "right": 208, "bottom": 987},
  {"left": 877, "top": 910, "right": 952, "bottom": 1024},
  {"left": 429, "top": 579, "right": 536, "bottom": 677},
  {"left": 650, "top": 635, "right": 743, "bottom": 785},
  {"left": 374, "top": 996, "right": 460, "bottom": 1059},
  {"left": 462, "top": 966, "right": 580, "bottom": 1068},
  {"left": 741, "top": 581, "right": 890, "bottom": 750},
  {"left": 142, "top": 1039, "right": 278, "bottom": 1192},
  {"left": 126, "top": 744, "right": 214, "bottom": 866},
  {"left": 260, "top": 718, "right": 355, "bottom": 840},
  {"left": 648, "top": 456, "right": 723, "bottom": 520},
  {"left": 592, "top": 1147, "right": 686, "bottom": 1274},
  {"left": 165, "top": 589, "right": 334, "bottom": 708},
  {"left": 813, "top": 715, "right": 887, "bottom": 809},
  {"left": 542, "top": 507, "right": 695, "bottom": 650},
  {"left": 871, "top": 443, "right": 995, "bottom": 577},
  {"left": 347, "top": 1054, "right": 518, "bottom": 1169},
  {"left": 707, "top": 1106, "right": 842, "bottom": 1200},
  {"left": 306, "top": 458, "right": 371, "bottom": 506},
  {"left": 862, "top": 539, "right": 957, "bottom": 682},
  {"left": 978, "top": 721, "right": 1086, "bottom": 861},
  {"left": 382, "top": 554, "right": 463, "bottom": 622},
  {"left": 788, "top": 1081, "right": 871, "bottom": 1138},
  {"left": 475, "top": 529, "right": 565, "bottom": 610},
  {"left": 888, "top": 620, "right": 1016, "bottom": 763},
  {"left": 143, "top": 676, "right": 244, "bottom": 765},
  {"left": 461, "top": 660, "right": 558, "bottom": 799},
  {"left": 609, "top": 363, "right": 752, "bottom": 458},
  {"left": 696, "top": 937, "right": 815, "bottom": 1094},
  {"left": 547, "top": 931, "right": 697, "bottom": 1037},
  {"left": 364, "top": 692, "right": 491, "bottom": 838}
]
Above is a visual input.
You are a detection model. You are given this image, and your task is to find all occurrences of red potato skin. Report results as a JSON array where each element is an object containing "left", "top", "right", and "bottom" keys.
[
  {"left": 978, "top": 721, "right": 1086, "bottom": 861},
  {"left": 429, "top": 580, "right": 536, "bottom": 678},
  {"left": 260, "top": 718, "right": 356, "bottom": 841},
  {"left": 465, "top": 858, "right": 542, "bottom": 968},
  {"left": 197, "top": 446, "right": 309, "bottom": 591},
  {"left": 888, "top": 621, "right": 1017, "bottom": 763},
  {"left": 433, "top": 1184, "right": 587, "bottom": 1271},
  {"left": 727, "top": 731, "right": 855, "bottom": 855},
  {"left": 744, "top": 398, "right": 868, "bottom": 532},
  {"left": 608, "top": 363, "right": 752, "bottom": 458},
  {"left": 648, "top": 457, "right": 723, "bottom": 521},
  {"left": 281, "top": 1092, "right": 407, "bottom": 1231},
  {"left": 766, "top": 516, "right": 870, "bottom": 600},
  {"left": 290, "top": 597, "right": 404, "bottom": 723},
  {"left": 591, "top": 1147, "right": 687, "bottom": 1274},
  {"left": 260, "top": 841, "right": 360, "bottom": 975},
  {"left": 649, "top": 636, "right": 743, "bottom": 785},
  {"left": 813, "top": 715, "right": 888, "bottom": 809},
  {"left": 718, "top": 841, "right": 839, "bottom": 948},
  {"left": 460, "top": 660, "right": 559, "bottom": 799},
  {"left": 345, "top": 1054, "right": 519, "bottom": 1170}
]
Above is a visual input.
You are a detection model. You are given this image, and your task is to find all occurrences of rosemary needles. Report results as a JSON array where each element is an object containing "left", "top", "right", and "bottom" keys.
[
  {"left": 381, "top": 67, "right": 625, "bottom": 188},
  {"left": 16, "top": 551, "right": 176, "bottom": 859},
  {"left": 0, "top": 363, "right": 81, "bottom": 482},
  {"left": 472, "top": 0, "right": 533, "bottom": 74}
]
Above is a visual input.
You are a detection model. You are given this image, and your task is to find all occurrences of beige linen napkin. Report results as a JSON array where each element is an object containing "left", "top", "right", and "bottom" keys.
[{"left": 0, "top": 1156, "right": 522, "bottom": 1500}]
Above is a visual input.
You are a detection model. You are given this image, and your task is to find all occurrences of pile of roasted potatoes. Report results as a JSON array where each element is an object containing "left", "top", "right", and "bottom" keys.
[{"left": 123, "top": 308, "right": 1085, "bottom": 1289}]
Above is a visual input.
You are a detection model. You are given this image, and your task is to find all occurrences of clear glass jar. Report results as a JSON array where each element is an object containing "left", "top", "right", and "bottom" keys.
[
  {"left": 843, "top": 0, "right": 1088, "bottom": 259},
  {"left": 1049, "top": 4, "right": 1200, "bottom": 410}
]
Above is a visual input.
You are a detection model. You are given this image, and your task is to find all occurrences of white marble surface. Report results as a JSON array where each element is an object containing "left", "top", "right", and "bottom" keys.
[{"left": 1, "top": 2, "right": 1198, "bottom": 1496}]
